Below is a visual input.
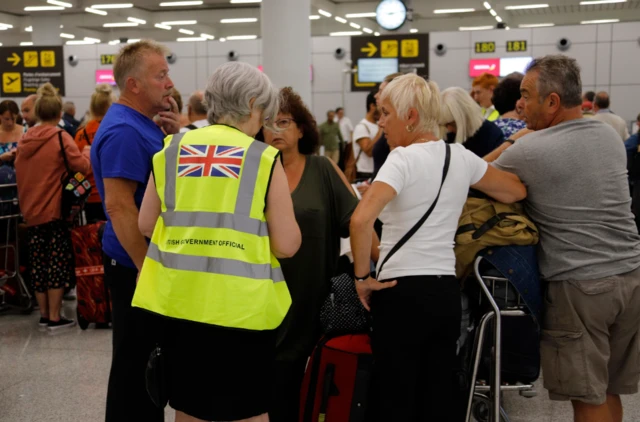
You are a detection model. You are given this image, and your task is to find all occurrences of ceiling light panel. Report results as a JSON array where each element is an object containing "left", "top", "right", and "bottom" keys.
[
  {"left": 103, "top": 22, "right": 138, "bottom": 27},
  {"left": 127, "top": 17, "right": 146, "bottom": 24},
  {"left": 178, "top": 28, "right": 194, "bottom": 34},
  {"left": 335, "top": 17, "right": 348, "bottom": 23},
  {"left": 518, "top": 22, "right": 554, "bottom": 27},
  {"left": 362, "top": 27, "right": 373, "bottom": 33},
  {"left": 330, "top": 31, "right": 362, "bottom": 36},
  {"left": 161, "top": 20, "right": 197, "bottom": 25},
  {"left": 155, "top": 23, "right": 172, "bottom": 29},
  {"left": 580, "top": 0, "right": 626, "bottom": 4},
  {"left": 20, "top": 42, "right": 34, "bottom": 46},
  {"left": 201, "top": 33, "right": 214, "bottom": 39},
  {"left": 580, "top": 18, "right": 620, "bottom": 23},
  {"left": 434, "top": 8, "right": 475, "bottom": 13},
  {"left": 459, "top": 25, "right": 494, "bottom": 30},
  {"left": 504, "top": 3, "right": 549, "bottom": 9},
  {"left": 47, "top": 0, "right": 73, "bottom": 7},
  {"left": 24, "top": 6, "right": 64, "bottom": 11},
  {"left": 309, "top": 15, "right": 320, "bottom": 20},
  {"left": 60, "top": 33, "right": 75, "bottom": 38},
  {"left": 226, "top": 35, "right": 258, "bottom": 40},
  {"left": 483, "top": 2, "right": 492, "bottom": 9},
  {"left": 85, "top": 7, "right": 108, "bottom": 14},
  {"left": 159, "top": 0, "right": 202, "bottom": 5},
  {"left": 90, "top": 3, "right": 133, "bottom": 8},
  {"left": 318, "top": 9, "right": 332, "bottom": 17},
  {"left": 220, "top": 18, "right": 258, "bottom": 23},
  {"left": 350, "top": 22, "right": 361, "bottom": 29},
  {"left": 177, "top": 37, "right": 206, "bottom": 41},
  {"left": 230, "top": 0, "right": 261, "bottom": 3}
]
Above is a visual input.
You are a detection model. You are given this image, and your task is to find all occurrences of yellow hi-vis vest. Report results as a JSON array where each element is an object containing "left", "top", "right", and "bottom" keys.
[
  {"left": 132, "top": 124, "right": 291, "bottom": 331},
  {"left": 483, "top": 107, "right": 500, "bottom": 122}
]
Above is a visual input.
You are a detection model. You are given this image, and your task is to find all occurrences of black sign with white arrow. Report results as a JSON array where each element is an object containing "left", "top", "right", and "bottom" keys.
[
  {"left": 350, "top": 33, "right": 429, "bottom": 92},
  {"left": 0, "top": 46, "right": 65, "bottom": 97}
]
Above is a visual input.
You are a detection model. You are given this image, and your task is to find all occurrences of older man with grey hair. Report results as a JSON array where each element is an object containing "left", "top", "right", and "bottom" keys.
[
  {"left": 493, "top": 55, "right": 640, "bottom": 422},
  {"left": 91, "top": 39, "right": 180, "bottom": 422},
  {"left": 179, "top": 90, "right": 208, "bottom": 133}
]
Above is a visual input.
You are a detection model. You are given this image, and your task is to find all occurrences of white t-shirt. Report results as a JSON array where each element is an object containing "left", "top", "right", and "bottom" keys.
[
  {"left": 179, "top": 118, "right": 209, "bottom": 133},
  {"left": 374, "top": 140, "right": 488, "bottom": 280},
  {"left": 339, "top": 117, "right": 354, "bottom": 143},
  {"left": 352, "top": 119, "right": 377, "bottom": 174}
]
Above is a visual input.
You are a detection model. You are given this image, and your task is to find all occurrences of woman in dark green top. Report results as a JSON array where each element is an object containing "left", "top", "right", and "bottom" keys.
[{"left": 262, "top": 87, "right": 368, "bottom": 422}]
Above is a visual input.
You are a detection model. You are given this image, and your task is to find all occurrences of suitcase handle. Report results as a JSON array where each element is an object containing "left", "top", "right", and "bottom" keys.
[{"left": 319, "top": 363, "right": 335, "bottom": 422}]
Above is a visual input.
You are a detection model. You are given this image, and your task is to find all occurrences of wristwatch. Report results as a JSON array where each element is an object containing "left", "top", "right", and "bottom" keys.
[
  {"left": 505, "top": 139, "right": 515, "bottom": 145},
  {"left": 355, "top": 273, "right": 370, "bottom": 282}
]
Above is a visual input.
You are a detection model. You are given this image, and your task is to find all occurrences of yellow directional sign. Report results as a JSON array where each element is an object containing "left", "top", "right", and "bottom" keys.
[
  {"left": 24, "top": 51, "right": 38, "bottom": 68},
  {"left": 360, "top": 42, "right": 378, "bottom": 58},
  {"left": 7, "top": 53, "right": 20, "bottom": 67},
  {"left": 381, "top": 40, "right": 399, "bottom": 58},
  {"left": 353, "top": 66, "right": 376, "bottom": 87},
  {"left": 401, "top": 39, "right": 419, "bottom": 58},
  {"left": 40, "top": 50, "right": 55, "bottom": 67},
  {"left": 2, "top": 72, "right": 21, "bottom": 93}
]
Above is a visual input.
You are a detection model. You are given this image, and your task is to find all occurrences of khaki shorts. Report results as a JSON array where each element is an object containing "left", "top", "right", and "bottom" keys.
[{"left": 541, "top": 266, "right": 640, "bottom": 405}]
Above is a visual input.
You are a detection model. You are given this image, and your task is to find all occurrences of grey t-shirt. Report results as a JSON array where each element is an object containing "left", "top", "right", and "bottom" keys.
[{"left": 493, "top": 118, "right": 640, "bottom": 281}]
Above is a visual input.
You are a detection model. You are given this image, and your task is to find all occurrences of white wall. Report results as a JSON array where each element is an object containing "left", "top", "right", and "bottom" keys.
[
  {"left": 0, "top": 36, "right": 369, "bottom": 128},
  {"left": 429, "top": 21, "right": 640, "bottom": 123}
]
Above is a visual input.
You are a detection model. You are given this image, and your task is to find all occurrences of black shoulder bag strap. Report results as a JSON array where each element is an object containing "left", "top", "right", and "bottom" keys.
[
  {"left": 376, "top": 143, "right": 451, "bottom": 278},
  {"left": 82, "top": 128, "right": 91, "bottom": 146},
  {"left": 58, "top": 131, "right": 72, "bottom": 175}
]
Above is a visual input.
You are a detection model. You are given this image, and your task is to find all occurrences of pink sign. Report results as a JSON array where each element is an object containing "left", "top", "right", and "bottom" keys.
[
  {"left": 469, "top": 58, "right": 500, "bottom": 77},
  {"left": 95, "top": 69, "right": 116, "bottom": 86}
]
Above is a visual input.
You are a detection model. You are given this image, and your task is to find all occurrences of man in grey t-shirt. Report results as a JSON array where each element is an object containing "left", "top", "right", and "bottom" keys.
[{"left": 494, "top": 55, "right": 640, "bottom": 422}]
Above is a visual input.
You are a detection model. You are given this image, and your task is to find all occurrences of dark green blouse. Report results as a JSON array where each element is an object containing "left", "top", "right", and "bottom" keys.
[{"left": 276, "top": 155, "right": 358, "bottom": 361}]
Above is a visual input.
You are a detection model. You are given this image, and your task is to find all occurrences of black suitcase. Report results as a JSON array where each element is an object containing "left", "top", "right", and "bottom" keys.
[{"left": 476, "top": 275, "right": 540, "bottom": 384}]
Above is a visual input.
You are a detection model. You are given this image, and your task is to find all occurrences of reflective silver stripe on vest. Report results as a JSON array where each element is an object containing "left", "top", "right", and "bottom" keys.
[
  {"left": 147, "top": 242, "right": 285, "bottom": 282},
  {"left": 234, "top": 140, "right": 269, "bottom": 214},
  {"left": 161, "top": 211, "right": 269, "bottom": 237},
  {"left": 163, "top": 132, "right": 187, "bottom": 212}
]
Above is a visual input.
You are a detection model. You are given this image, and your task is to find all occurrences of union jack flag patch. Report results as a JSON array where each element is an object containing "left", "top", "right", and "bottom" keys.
[{"left": 178, "top": 145, "right": 245, "bottom": 178}]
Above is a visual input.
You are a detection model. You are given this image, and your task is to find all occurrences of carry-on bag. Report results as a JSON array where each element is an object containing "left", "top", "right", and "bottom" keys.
[
  {"left": 300, "top": 334, "right": 373, "bottom": 422},
  {"left": 71, "top": 221, "right": 110, "bottom": 329}
]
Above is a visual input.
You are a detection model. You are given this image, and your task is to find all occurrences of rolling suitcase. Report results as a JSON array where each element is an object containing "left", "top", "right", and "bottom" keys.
[
  {"left": 299, "top": 334, "right": 374, "bottom": 422},
  {"left": 71, "top": 221, "right": 110, "bottom": 329}
]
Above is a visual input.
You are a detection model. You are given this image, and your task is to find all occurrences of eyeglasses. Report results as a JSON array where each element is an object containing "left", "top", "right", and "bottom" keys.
[{"left": 272, "top": 118, "right": 296, "bottom": 130}]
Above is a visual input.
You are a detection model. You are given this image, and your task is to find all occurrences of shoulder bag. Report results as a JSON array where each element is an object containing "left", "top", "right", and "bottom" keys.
[
  {"left": 59, "top": 131, "right": 92, "bottom": 220},
  {"left": 320, "top": 143, "right": 451, "bottom": 335}
]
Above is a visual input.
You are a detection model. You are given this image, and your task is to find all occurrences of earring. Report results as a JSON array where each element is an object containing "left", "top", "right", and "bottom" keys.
[{"left": 406, "top": 124, "right": 414, "bottom": 133}]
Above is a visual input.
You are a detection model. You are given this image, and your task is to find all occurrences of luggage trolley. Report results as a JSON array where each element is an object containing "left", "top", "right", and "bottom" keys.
[
  {"left": 465, "top": 246, "right": 542, "bottom": 422},
  {"left": 0, "top": 182, "right": 32, "bottom": 313}
]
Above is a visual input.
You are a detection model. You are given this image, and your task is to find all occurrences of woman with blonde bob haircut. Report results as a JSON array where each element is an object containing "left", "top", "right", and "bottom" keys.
[
  {"left": 350, "top": 74, "right": 527, "bottom": 420},
  {"left": 441, "top": 86, "right": 505, "bottom": 157}
]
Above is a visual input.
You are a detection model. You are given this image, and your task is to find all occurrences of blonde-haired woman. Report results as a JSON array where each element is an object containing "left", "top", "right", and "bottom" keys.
[
  {"left": 349, "top": 74, "right": 526, "bottom": 420},
  {"left": 74, "top": 83, "right": 115, "bottom": 222},
  {"left": 441, "top": 86, "right": 505, "bottom": 157},
  {"left": 16, "top": 82, "right": 91, "bottom": 330}
]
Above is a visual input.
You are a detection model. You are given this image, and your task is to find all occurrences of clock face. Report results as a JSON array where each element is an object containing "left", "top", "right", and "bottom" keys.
[{"left": 376, "top": 0, "right": 407, "bottom": 31}]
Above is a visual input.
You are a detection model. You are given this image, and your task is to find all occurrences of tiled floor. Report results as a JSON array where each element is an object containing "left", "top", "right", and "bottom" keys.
[{"left": 1, "top": 301, "right": 639, "bottom": 422}]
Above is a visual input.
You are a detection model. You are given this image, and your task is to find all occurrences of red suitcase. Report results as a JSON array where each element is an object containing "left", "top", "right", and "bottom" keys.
[
  {"left": 71, "top": 221, "right": 111, "bottom": 329},
  {"left": 299, "top": 334, "right": 374, "bottom": 422}
]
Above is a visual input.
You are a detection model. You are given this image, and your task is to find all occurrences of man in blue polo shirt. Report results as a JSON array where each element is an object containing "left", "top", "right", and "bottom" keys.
[{"left": 92, "top": 40, "right": 180, "bottom": 422}]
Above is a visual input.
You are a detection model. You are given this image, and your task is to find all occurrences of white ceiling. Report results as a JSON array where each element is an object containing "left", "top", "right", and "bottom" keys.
[{"left": 0, "top": 0, "right": 638, "bottom": 45}]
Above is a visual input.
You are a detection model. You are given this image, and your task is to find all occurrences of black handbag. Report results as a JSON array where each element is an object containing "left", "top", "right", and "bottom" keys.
[
  {"left": 146, "top": 344, "right": 170, "bottom": 408},
  {"left": 320, "top": 143, "right": 451, "bottom": 335},
  {"left": 58, "top": 131, "right": 91, "bottom": 219}
]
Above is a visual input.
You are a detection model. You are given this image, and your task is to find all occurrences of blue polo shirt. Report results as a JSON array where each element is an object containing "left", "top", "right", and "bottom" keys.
[{"left": 91, "top": 103, "right": 165, "bottom": 269}]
